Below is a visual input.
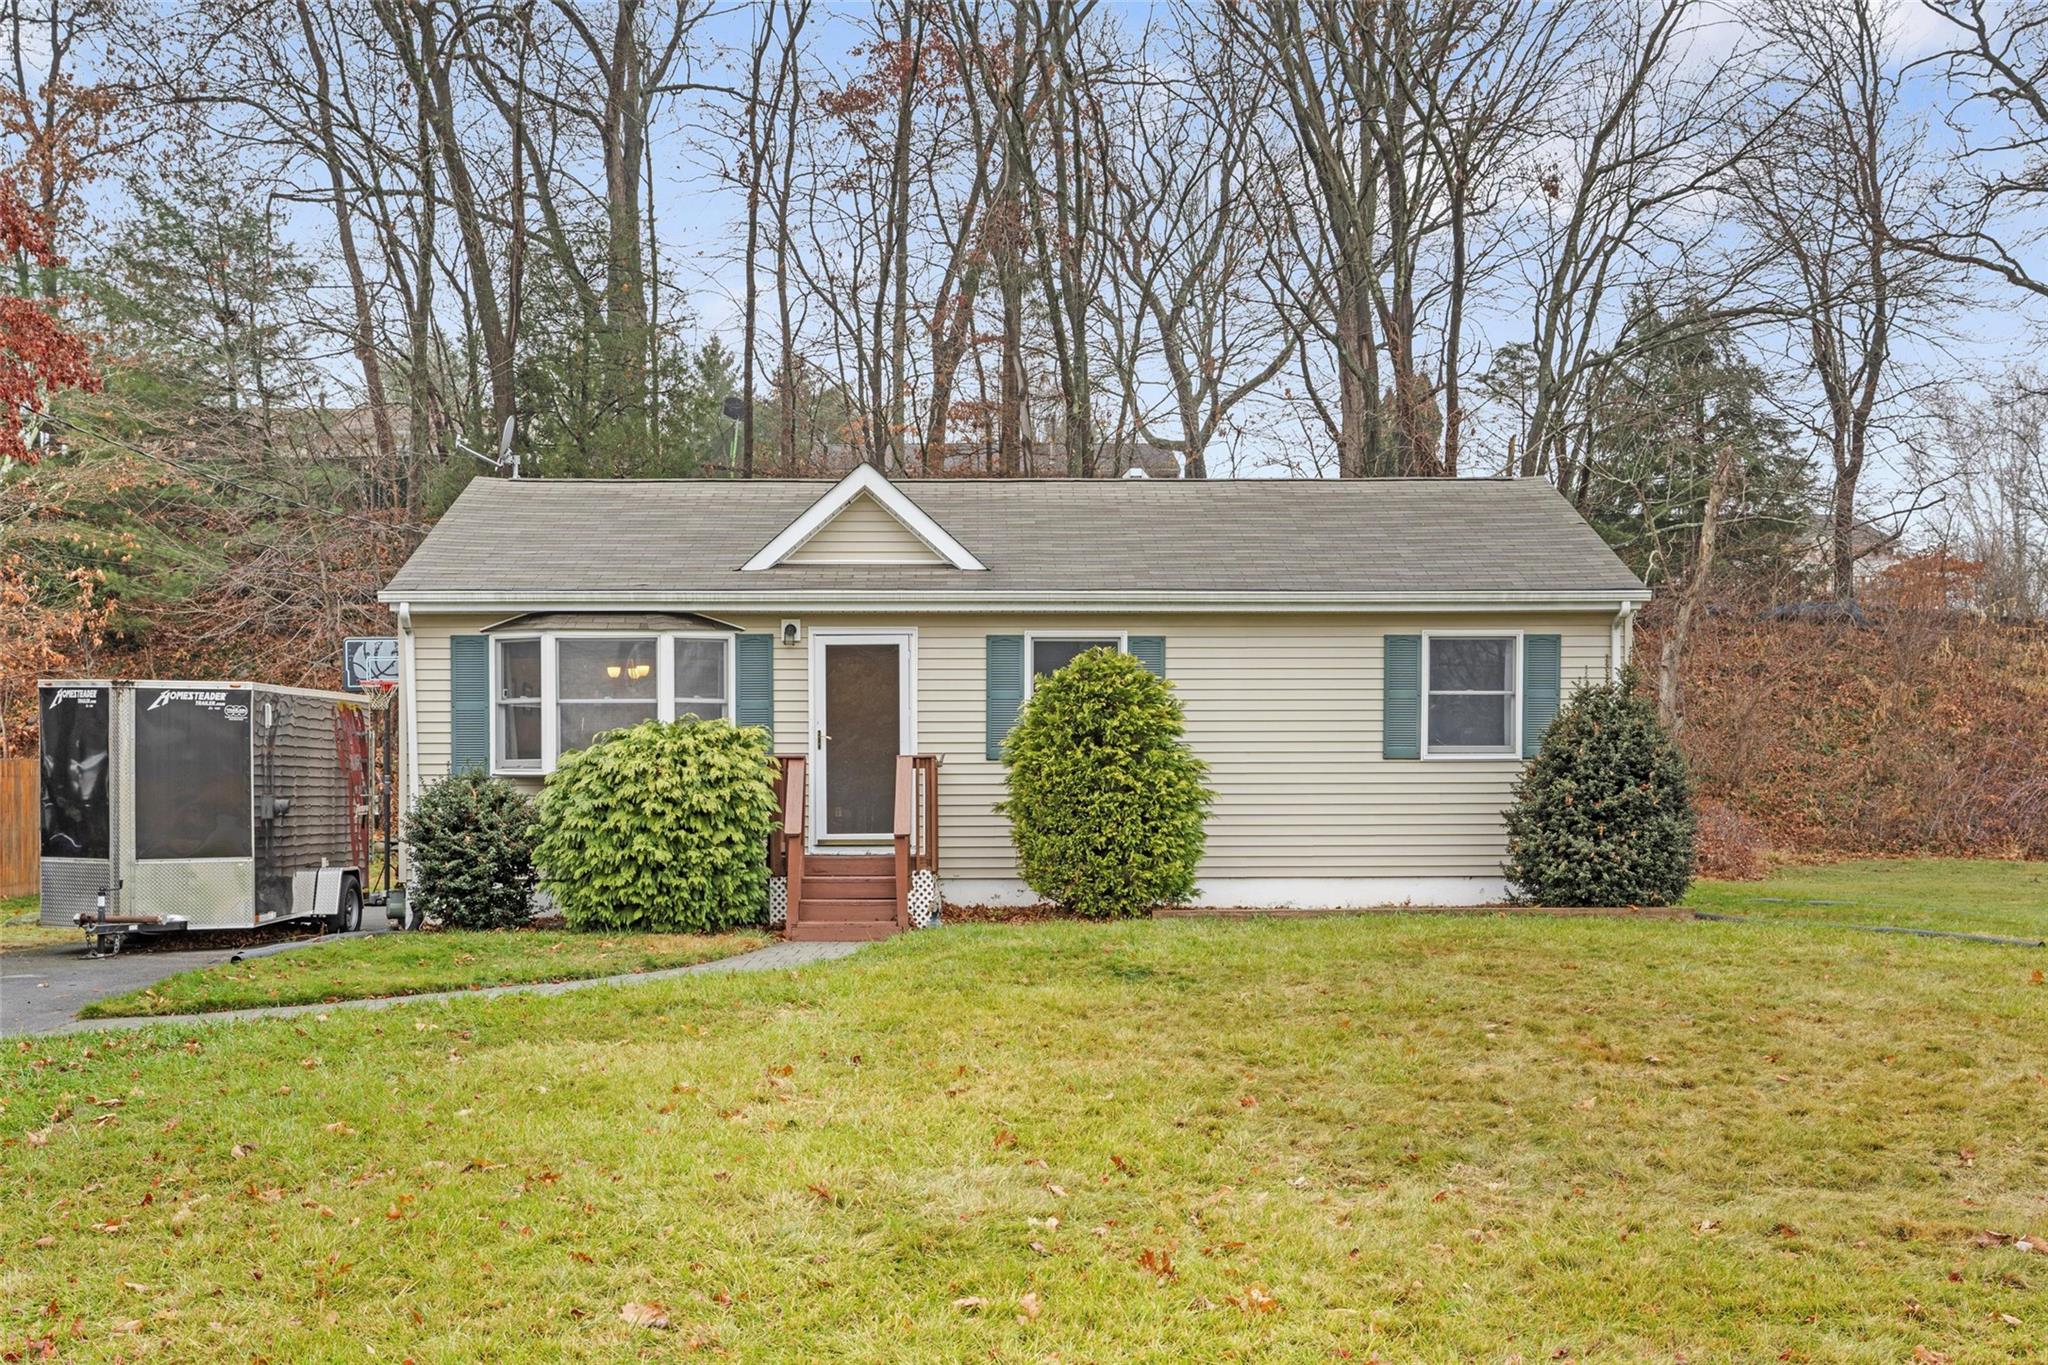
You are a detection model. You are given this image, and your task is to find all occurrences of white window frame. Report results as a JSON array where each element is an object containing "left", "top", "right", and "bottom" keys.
[
  {"left": 1023, "top": 631, "right": 1130, "bottom": 697},
  {"left": 489, "top": 630, "right": 737, "bottom": 776},
  {"left": 490, "top": 634, "right": 545, "bottom": 774},
  {"left": 1420, "top": 630, "right": 1523, "bottom": 761}
]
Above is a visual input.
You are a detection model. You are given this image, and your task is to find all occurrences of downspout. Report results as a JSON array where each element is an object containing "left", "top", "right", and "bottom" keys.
[
  {"left": 1611, "top": 601, "right": 1637, "bottom": 682},
  {"left": 397, "top": 601, "right": 420, "bottom": 807}
]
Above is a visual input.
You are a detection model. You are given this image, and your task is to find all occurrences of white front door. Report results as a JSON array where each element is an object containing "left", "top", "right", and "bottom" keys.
[{"left": 809, "top": 630, "right": 915, "bottom": 845}]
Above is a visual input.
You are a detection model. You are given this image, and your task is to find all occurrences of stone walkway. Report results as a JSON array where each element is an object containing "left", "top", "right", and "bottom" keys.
[{"left": 12, "top": 938, "right": 870, "bottom": 1038}]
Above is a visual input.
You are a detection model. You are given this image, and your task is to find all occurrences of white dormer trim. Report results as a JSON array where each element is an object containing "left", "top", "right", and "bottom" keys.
[{"left": 741, "top": 464, "right": 987, "bottom": 571}]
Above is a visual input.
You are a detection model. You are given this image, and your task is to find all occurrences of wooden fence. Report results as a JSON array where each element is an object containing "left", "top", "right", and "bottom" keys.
[{"left": 1, "top": 758, "right": 35, "bottom": 898}]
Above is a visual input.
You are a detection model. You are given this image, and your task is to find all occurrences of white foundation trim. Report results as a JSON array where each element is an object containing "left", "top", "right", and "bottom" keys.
[{"left": 941, "top": 877, "right": 1510, "bottom": 910}]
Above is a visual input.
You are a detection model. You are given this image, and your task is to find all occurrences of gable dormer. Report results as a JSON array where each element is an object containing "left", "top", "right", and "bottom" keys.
[{"left": 742, "top": 465, "right": 985, "bottom": 571}]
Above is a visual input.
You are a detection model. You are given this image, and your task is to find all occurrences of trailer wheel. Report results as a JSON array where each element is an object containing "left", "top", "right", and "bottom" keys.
[{"left": 332, "top": 877, "right": 363, "bottom": 934}]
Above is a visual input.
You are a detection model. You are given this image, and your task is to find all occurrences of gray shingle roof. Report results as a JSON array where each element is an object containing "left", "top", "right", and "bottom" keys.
[{"left": 381, "top": 477, "right": 1647, "bottom": 605}]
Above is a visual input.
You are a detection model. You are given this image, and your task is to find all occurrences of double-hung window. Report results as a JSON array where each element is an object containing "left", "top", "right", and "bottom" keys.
[
  {"left": 1026, "top": 634, "right": 1128, "bottom": 691},
  {"left": 672, "top": 638, "right": 729, "bottom": 720},
  {"left": 1423, "top": 634, "right": 1519, "bottom": 757},
  {"left": 495, "top": 638, "right": 543, "bottom": 772},
  {"left": 491, "top": 632, "right": 734, "bottom": 774}
]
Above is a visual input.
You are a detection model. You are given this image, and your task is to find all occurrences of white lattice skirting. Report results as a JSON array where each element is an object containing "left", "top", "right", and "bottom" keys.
[
  {"left": 767, "top": 875, "right": 788, "bottom": 928},
  {"left": 908, "top": 869, "right": 940, "bottom": 928}
]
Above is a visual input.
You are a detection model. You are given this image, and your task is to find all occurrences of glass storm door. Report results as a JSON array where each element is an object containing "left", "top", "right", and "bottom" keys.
[{"left": 814, "top": 635, "right": 909, "bottom": 841}]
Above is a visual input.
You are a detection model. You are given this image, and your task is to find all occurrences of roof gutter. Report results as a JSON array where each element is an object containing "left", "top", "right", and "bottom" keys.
[{"left": 379, "top": 588, "right": 1652, "bottom": 613}]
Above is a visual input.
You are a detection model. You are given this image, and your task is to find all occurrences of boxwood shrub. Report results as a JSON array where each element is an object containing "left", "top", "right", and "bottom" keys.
[
  {"left": 1503, "top": 668, "right": 1697, "bottom": 906},
  {"left": 403, "top": 770, "right": 540, "bottom": 929},
  {"left": 998, "top": 647, "right": 1212, "bottom": 918},
  {"left": 534, "top": 718, "right": 779, "bottom": 932}
]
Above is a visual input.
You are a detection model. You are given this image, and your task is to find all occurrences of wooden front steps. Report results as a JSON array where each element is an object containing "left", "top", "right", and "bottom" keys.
[{"left": 786, "top": 853, "right": 901, "bottom": 942}]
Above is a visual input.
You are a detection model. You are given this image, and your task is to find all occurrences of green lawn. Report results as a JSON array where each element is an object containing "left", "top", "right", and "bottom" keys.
[
  {"left": 4, "top": 861, "right": 2045, "bottom": 1361},
  {"left": 1685, "top": 857, "right": 2048, "bottom": 939},
  {"left": 78, "top": 928, "right": 774, "bottom": 1018}
]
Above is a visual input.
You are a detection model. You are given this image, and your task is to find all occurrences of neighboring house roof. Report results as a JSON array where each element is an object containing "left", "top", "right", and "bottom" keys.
[{"left": 381, "top": 473, "right": 1649, "bottom": 609}]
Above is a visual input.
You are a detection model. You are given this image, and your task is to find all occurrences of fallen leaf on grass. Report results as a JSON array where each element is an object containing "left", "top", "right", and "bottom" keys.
[
  {"left": 1137, "top": 1247, "right": 1176, "bottom": 1282},
  {"left": 323, "top": 1122, "right": 355, "bottom": 1136},
  {"left": 952, "top": 1296, "right": 986, "bottom": 1313},
  {"left": 110, "top": 1319, "right": 144, "bottom": 1334},
  {"left": 1227, "top": 1287, "right": 1278, "bottom": 1314},
  {"left": 620, "top": 1302, "right": 670, "bottom": 1330},
  {"left": 230, "top": 1143, "right": 254, "bottom": 1159},
  {"left": 1016, "top": 1291, "right": 1042, "bottom": 1324}
]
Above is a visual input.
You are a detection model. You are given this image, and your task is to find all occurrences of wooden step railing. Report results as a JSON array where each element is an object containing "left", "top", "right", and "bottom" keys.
[
  {"left": 772, "top": 755, "right": 806, "bottom": 932},
  {"left": 893, "top": 754, "right": 940, "bottom": 931}
]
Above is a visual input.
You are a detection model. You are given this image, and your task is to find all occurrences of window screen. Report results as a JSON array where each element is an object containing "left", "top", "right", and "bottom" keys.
[
  {"left": 1425, "top": 637, "right": 1517, "bottom": 754},
  {"left": 495, "top": 638, "right": 542, "bottom": 769},
  {"left": 672, "top": 638, "right": 730, "bottom": 720},
  {"left": 134, "top": 688, "right": 253, "bottom": 859},
  {"left": 556, "top": 637, "right": 659, "bottom": 755},
  {"left": 1030, "top": 637, "right": 1121, "bottom": 682},
  {"left": 39, "top": 686, "right": 110, "bottom": 859}
]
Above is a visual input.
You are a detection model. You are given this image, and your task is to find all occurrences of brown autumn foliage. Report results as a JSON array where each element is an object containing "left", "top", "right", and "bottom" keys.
[
  {"left": 0, "top": 552, "right": 112, "bottom": 757},
  {"left": 1641, "top": 605, "right": 2048, "bottom": 869}
]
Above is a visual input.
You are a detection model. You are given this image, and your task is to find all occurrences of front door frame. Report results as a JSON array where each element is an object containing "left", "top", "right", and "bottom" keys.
[{"left": 807, "top": 627, "right": 917, "bottom": 850}]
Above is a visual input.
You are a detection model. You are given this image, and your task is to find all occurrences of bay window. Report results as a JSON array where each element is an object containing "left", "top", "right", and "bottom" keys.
[
  {"left": 1423, "top": 634, "right": 1519, "bottom": 757},
  {"left": 491, "top": 632, "right": 734, "bottom": 774}
]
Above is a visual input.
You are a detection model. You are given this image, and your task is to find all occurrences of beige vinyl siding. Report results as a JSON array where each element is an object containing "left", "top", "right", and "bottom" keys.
[
  {"left": 781, "top": 493, "right": 944, "bottom": 564},
  {"left": 405, "top": 609, "right": 1616, "bottom": 882}
]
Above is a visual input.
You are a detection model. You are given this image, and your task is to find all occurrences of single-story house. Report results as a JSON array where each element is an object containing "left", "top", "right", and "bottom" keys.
[{"left": 379, "top": 466, "right": 1650, "bottom": 937}]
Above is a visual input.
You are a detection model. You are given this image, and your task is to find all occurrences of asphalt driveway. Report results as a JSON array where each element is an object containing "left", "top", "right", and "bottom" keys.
[{"left": 2, "top": 920, "right": 390, "bottom": 1037}]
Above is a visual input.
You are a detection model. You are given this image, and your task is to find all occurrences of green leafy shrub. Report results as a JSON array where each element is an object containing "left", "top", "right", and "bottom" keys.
[
  {"left": 404, "top": 771, "right": 540, "bottom": 929},
  {"left": 998, "top": 648, "right": 1212, "bottom": 918},
  {"left": 1503, "top": 668, "right": 1697, "bottom": 906},
  {"left": 534, "top": 718, "right": 779, "bottom": 932}
]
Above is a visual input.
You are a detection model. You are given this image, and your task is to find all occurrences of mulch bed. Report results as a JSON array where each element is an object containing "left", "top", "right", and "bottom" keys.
[{"left": 940, "top": 902, "right": 1075, "bottom": 924}]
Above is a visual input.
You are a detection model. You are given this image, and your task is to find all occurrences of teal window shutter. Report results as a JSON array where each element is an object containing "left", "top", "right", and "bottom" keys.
[
  {"left": 1521, "top": 634, "right": 1561, "bottom": 758},
  {"left": 1382, "top": 634, "right": 1421, "bottom": 760},
  {"left": 1129, "top": 636, "right": 1165, "bottom": 678},
  {"left": 736, "top": 634, "right": 775, "bottom": 737},
  {"left": 449, "top": 634, "right": 489, "bottom": 775},
  {"left": 985, "top": 635, "right": 1024, "bottom": 760}
]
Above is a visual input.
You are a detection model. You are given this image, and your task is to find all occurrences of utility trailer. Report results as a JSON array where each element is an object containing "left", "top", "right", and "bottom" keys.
[{"left": 39, "top": 680, "right": 378, "bottom": 954}]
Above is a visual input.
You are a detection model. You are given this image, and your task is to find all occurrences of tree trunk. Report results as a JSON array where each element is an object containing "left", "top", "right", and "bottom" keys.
[
  {"left": 295, "top": 0, "right": 397, "bottom": 482},
  {"left": 1659, "top": 445, "right": 1738, "bottom": 734}
]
